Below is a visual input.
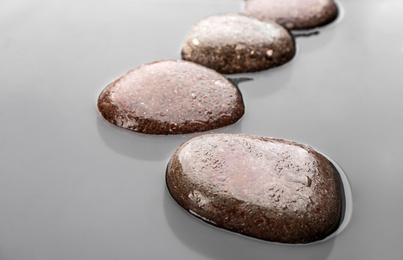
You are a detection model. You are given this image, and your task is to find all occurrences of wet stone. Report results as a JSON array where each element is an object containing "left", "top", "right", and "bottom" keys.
[
  {"left": 166, "top": 134, "right": 342, "bottom": 243},
  {"left": 181, "top": 13, "right": 295, "bottom": 74},
  {"left": 244, "top": 0, "right": 339, "bottom": 30},
  {"left": 97, "top": 60, "right": 244, "bottom": 135}
]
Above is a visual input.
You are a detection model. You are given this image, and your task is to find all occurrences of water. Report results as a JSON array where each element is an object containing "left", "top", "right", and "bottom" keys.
[{"left": 1, "top": 0, "right": 403, "bottom": 259}]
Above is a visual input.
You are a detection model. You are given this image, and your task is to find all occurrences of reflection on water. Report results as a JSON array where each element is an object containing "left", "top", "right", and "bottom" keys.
[
  {"left": 96, "top": 115, "right": 244, "bottom": 162},
  {"left": 164, "top": 186, "right": 337, "bottom": 260},
  {"left": 323, "top": 155, "right": 353, "bottom": 241}
]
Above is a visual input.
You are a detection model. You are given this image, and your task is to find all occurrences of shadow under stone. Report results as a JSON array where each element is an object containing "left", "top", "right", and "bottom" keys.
[
  {"left": 96, "top": 116, "right": 244, "bottom": 162},
  {"left": 163, "top": 187, "right": 337, "bottom": 260}
]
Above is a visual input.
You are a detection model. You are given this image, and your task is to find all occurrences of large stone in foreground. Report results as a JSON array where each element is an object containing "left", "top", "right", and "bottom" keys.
[
  {"left": 181, "top": 13, "right": 295, "bottom": 74},
  {"left": 166, "top": 134, "right": 342, "bottom": 243},
  {"left": 244, "top": 0, "right": 339, "bottom": 30},
  {"left": 97, "top": 60, "right": 244, "bottom": 135}
]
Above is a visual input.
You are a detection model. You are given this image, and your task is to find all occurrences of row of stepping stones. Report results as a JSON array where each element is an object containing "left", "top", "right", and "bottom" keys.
[{"left": 97, "top": 0, "right": 344, "bottom": 244}]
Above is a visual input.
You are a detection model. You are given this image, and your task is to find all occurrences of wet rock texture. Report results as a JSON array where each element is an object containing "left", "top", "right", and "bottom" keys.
[
  {"left": 166, "top": 134, "right": 342, "bottom": 243},
  {"left": 97, "top": 60, "right": 244, "bottom": 135},
  {"left": 244, "top": 0, "right": 338, "bottom": 30},
  {"left": 182, "top": 13, "right": 295, "bottom": 74}
]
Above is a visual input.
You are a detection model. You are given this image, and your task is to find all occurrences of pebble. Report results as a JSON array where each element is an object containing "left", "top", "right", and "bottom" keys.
[
  {"left": 166, "top": 133, "right": 342, "bottom": 243},
  {"left": 181, "top": 13, "right": 295, "bottom": 74},
  {"left": 97, "top": 60, "right": 244, "bottom": 135},
  {"left": 244, "top": 0, "right": 339, "bottom": 30}
]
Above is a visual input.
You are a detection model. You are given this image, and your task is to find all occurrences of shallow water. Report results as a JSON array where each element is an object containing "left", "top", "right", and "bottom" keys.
[
  {"left": 1, "top": 0, "right": 402, "bottom": 259},
  {"left": 318, "top": 154, "right": 353, "bottom": 243}
]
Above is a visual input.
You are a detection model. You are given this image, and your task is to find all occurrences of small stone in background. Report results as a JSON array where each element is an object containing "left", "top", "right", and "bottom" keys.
[
  {"left": 244, "top": 0, "right": 339, "bottom": 30},
  {"left": 182, "top": 13, "right": 295, "bottom": 74}
]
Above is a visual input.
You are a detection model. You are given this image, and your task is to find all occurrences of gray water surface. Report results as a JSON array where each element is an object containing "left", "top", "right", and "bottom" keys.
[{"left": 1, "top": 0, "right": 402, "bottom": 259}]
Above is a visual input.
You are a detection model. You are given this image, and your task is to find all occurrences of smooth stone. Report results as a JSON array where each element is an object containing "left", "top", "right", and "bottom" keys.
[
  {"left": 244, "top": 0, "right": 339, "bottom": 30},
  {"left": 97, "top": 60, "right": 244, "bottom": 135},
  {"left": 166, "top": 134, "right": 342, "bottom": 243},
  {"left": 181, "top": 13, "right": 295, "bottom": 74}
]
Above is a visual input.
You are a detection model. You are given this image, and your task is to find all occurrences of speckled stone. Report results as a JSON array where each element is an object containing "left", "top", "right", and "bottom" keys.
[
  {"left": 97, "top": 60, "right": 244, "bottom": 135},
  {"left": 244, "top": 0, "right": 338, "bottom": 30},
  {"left": 166, "top": 134, "right": 342, "bottom": 243},
  {"left": 181, "top": 13, "right": 295, "bottom": 74}
]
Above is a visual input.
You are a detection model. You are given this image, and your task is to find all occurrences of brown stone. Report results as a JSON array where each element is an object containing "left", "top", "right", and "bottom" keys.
[
  {"left": 166, "top": 134, "right": 342, "bottom": 243},
  {"left": 97, "top": 60, "right": 244, "bottom": 135},
  {"left": 244, "top": 0, "right": 339, "bottom": 30},
  {"left": 181, "top": 13, "right": 295, "bottom": 74}
]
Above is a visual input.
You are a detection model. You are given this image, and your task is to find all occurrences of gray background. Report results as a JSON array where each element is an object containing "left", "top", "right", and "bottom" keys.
[{"left": 1, "top": 0, "right": 402, "bottom": 259}]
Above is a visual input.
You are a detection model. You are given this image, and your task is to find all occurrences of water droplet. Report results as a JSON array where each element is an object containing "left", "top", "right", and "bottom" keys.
[
  {"left": 192, "top": 38, "right": 200, "bottom": 45},
  {"left": 266, "top": 49, "right": 274, "bottom": 57}
]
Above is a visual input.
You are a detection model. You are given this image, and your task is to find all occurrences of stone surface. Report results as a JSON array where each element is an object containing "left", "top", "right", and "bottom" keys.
[
  {"left": 181, "top": 13, "right": 295, "bottom": 74},
  {"left": 97, "top": 60, "right": 244, "bottom": 135},
  {"left": 166, "top": 134, "right": 342, "bottom": 243},
  {"left": 244, "top": 0, "right": 338, "bottom": 30}
]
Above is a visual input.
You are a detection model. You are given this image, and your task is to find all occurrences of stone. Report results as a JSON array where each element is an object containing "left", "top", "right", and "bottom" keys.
[
  {"left": 181, "top": 13, "right": 295, "bottom": 74},
  {"left": 97, "top": 60, "right": 244, "bottom": 135},
  {"left": 244, "top": 0, "right": 339, "bottom": 30},
  {"left": 166, "top": 134, "right": 342, "bottom": 243}
]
